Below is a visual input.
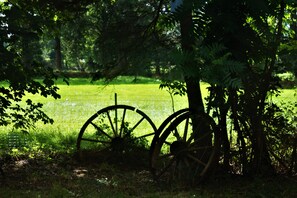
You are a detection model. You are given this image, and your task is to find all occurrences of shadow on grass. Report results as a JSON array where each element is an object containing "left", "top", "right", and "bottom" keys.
[{"left": 0, "top": 149, "right": 297, "bottom": 197}]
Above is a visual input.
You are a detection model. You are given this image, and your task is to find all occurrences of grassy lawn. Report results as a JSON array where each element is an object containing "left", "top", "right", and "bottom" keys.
[
  {"left": 0, "top": 76, "right": 295, "bottom": 156},
  {"left": 0, "top": 77, "right": 296, "bottom": 197},
  {"left": 24, "top": 82, "right": 191, "bottom": 151}
]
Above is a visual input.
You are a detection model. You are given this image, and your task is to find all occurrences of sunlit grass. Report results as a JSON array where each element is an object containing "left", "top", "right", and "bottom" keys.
[
  {"left": 0, "top": 77, "right": 296, "bottom": 154},
  {"left": 0, "top": 78, "right": 191, "bottom": 153},
  {"left": 35, "top": 84, "right": 188, "bottom": 132}
]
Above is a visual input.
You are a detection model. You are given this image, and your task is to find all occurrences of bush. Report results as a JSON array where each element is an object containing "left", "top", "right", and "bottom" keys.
[{"left": 277, "top": 72, "right": 297, "bottom": 89}]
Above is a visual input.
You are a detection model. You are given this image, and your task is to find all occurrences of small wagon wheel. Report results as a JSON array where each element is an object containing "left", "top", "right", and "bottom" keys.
[
  {"left": 77, "top": 105, "right": 157, "bottom": 154},
  {"left": 149, "top": 111, "right": 220, "bottom": 184}
]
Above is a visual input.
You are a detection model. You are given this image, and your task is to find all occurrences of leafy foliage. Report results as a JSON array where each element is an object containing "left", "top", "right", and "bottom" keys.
[
  {"left": 158, "top": 0, "right": 297, "bottom": 176},
  {"left": 0, "top": 0, "right": 296, "bottom": 181},
  {"left": 264, "top": 102, "right": 297, "bottom": 170},
  {"left": 0, "top": 1, "right": 61, "bottom": 131}
]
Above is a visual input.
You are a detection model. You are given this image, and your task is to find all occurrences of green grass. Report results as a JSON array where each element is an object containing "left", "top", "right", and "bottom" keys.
[
  {"left": 33, "top": 83, "right": 190, "bottom": 132},
  {"left": 0, "top": 76, "right": 296, "bottom": 154},
  {"left": 54, "top": 75, "right": 162, "bottom": 85},
  {"left": 0, "top": 77, "right": 296, "bottom": 197},
  {"left": 22, "top": 77, "right": 209, "bottom": 136},
  {"left": 0, "top": 77, "right": 192, "bottom": 153}
]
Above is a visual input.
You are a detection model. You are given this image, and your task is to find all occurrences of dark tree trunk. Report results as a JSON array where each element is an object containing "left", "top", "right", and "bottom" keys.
[
  {"left": 209, "top": 86, "right": 231, "bottom": 172},
  {"left": 290, "top": 137, "right": 297, "bottom": 174},
  {"left": 21, "top": 36, "right": 32, "bottom": 68},
  {"left": 243, "top": 84, "right": 274, "bottom": 175},
  {"left": 155, "top": 64, "right": 161, "bottom": 77},
  {"left": 290, "top": 4, "right": 297, "bottom": 76},
  {"left": 179, "top": 1, "right": 212, "bottom": 159},
  {"left": 179, "top": 2, "right": 204, "bottom": 113},
  {"left": 55, "top": 36, "right": 62, "bottom": 70},
  {"left": 249, "top": 0, "right": 285, "bottom": 176},
  {"left": 229, "top": 89, "right": 249, "bottom": 175},
  {"left": 250, "top": 113, "right": 274, "bottom": 175},
  {"left": 185, "top": 79, "right": 205, "bottom": 113},
  {"left": 217, "top": 87, "right": 231, "bottom": 171}
]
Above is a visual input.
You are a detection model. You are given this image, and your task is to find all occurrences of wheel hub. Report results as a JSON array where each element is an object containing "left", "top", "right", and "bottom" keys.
[
  {"left": 111, "top": 137, "right": 125, "bottom": 151},
  {"left": 170, "top": 141, "right": 188, "bottom": 157}
]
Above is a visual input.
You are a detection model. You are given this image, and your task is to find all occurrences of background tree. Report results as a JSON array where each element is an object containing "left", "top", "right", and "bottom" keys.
[
  {"left": 202, "top": 0, "right": 296, "bottom": 175},
  {"left": 0, "top": 0, "right": 92, "bottom": 130},
  {"left": 154, "top": 0, "right": 296, "bottom": 176},
  {"left": 0, "top": 1, "right": 60, "bottom": 131},
  {"left": 81, "top": 0, "right": 296, "bottom": 176},
  {"left": 279, "top": 2, "right": 297, "bottom": 77},
  {"left": 1, "top": 0, "right": 296, "bottom": 178}
]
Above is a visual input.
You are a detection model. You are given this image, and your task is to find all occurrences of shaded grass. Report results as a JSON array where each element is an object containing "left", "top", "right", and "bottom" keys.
[
  {"left": 0, "top": 78, "right": 296, "bottom": 197},
  {"left": 55, "top": 75, "right": 162, "bottom": 85},
  {"left": 1, "top": 154, "right": 296, "bottom": 198}
]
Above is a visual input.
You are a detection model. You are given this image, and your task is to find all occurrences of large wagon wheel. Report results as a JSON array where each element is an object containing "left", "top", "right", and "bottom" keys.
[
  {"left": 149, "top": 111, "right": 220, "bottom": 184},
  {"left": 77, "top": 105, "right": 157, "bottom": 155}
]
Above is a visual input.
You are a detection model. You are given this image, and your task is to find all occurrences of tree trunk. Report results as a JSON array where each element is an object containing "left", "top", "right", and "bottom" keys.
[
  {"left": 22, "top": 37, "right": 31, "bottom": 68},
  {"left": 185, "top": 79, "right": 204, "bottom": 113},
  {"left": 249, "top": 0, "right": 285, "bottom": 176},
  {"left": 229, "top": 89, "right": 249, "bottom": 175},
  {"left": 179, "top": 2, "right": 204, "bottom": 113},
  {"left": 179, "top": 1, "right": 212, "bottom": 164},
  {"left": 55, "top": 36, "right": 62, "bottom": 70},
  {"left": 216, "top": 87, "right": 231, "bottom": 171},
  {"left": 244, "top": 85, "right": 274, "bottom": 175},
  {"left": 155, "top": 64, "right": 161, "bottom": 77},
  {"left": 209, "top": 86, "right": 231, "bottom": 172},
  {"left": 251, "top": 114, "right": 274, "bottom": 175},
  {"left": 291, "top": 5, "right": 297, "bottom": 76}
]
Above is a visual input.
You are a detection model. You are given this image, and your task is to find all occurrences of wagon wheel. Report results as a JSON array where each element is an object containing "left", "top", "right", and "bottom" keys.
[
  {"left": 77, "top": 105, "right": 157, "bottom": 155},
  {"left": 149, "top": 111, "right": 220, "bottom": 184}
]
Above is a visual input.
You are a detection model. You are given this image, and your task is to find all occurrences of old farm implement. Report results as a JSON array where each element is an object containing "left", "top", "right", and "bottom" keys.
[{"left": 77, "top": 94, "right": 220, "bottom": 183}]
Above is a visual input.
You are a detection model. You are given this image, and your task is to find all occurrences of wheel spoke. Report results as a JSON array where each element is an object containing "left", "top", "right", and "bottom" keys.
[
  {"left": 183, "top": 117, "right": 189, "bottom": 141},
  {"left": 180, "top": 156, "right": 191, "bottom": 168},
  {"left": 187, "top": 132, "right": 195, "bottom": 144},
  {"left": 156, "top": 156, "right": 176, "bottom": 179},
  {"left": 187, "top": 153, "right": 207, "bottom": 167},
  {"left": 188, "top": 145, "right": 214, "bottom": 152},
  {"left": 158, "top": 153, "right": 173, "bottom": 160},
  {"left": 186, "top": 127, "right": 212, "bottom": 144},
  {"left": 172, "top": 128, "right": 182, "bottom": 140},
  {"left": 195, "top": 131, "right": 213, "bottom": 142},
  {"left": 115, "top": 107, "right": 118, "bottom": 136},
  {"left": 124, "top": 116, "right": 145, "bottom": 137},
  {"left": 131, "top": 132, "right": 155, "bottom": 140},
  {"left": 78, "top": 105, "right": 157, "bottom": 156},
  {"left": 186, "top": 121, "right": 204, "bottom": 143},
  {"left": 81, "top": 137, "right": 111, "bottom": 144},
  {"left": 106, "top": 111, "right": 117, "bottom": 136},
  {"left": 119, "top": 108, "right": 127, "bottom": 137},
  {"left": 90, "top": 122, "right": 113, "bottom": 139}
]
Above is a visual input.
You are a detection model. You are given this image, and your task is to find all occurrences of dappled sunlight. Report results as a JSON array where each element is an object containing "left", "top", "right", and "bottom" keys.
[
  {"left": 73, "top": 168, "right": 88, "bottom": 178},
  {"left": 11, "top": 159, "right": 29, "bottom": 171}
]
